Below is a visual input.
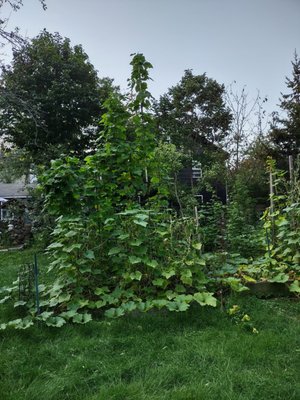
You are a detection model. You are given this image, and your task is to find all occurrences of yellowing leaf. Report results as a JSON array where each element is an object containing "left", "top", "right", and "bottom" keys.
[
  {"left": 192, "top": 243, "right": 202, "bottom": 251},
  {"left": 242, "top": 275, "right": 256, "bottom": 283}
]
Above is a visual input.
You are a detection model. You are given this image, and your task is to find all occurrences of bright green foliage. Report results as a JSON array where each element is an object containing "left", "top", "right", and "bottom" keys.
[
  {"left": 226, "top": 177, "right": 263, "bottom": 258},
  {"left": 0, "top": 257, "right": 299, "bottom": 400},
  {"left": 230, "top": 159, "right": 300, "bottom": 290},
  {"left": 1, "top": 54, "right": 299, "bottom": 329},
  {"left": 194, "top": 158, "right": 299, "bottom": 295},
  {"left": 198, "top": 197, "right": 226, "bottom": 252},
  {"left": 0, "top": 54, "right": 215, "bottom": 329},
  {"left": 153, "top": 142, "right": 185, "bottom": 194},
  {"left": 262, "top": 159, "right": 300, "bottom": 274},
  {"left": 1, "top": 251, "right": 299, "bottom": 399}
]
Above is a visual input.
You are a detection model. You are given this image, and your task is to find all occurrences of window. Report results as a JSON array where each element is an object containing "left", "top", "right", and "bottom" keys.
[
  {"left": 192, "top": 162, "right": 202, "bottom": 180},
  {"left": 0, "top": 208, "right": 13, "bottom": 221}
]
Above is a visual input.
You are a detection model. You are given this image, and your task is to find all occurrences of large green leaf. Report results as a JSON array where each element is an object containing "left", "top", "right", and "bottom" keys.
[
  {"left": 224, "top": 277, "right": 249, "bottom": 292},
  {"left": 162, "top": 269, "right": 176, "bottom": 279},
  {"left": 194, "top": 292, "right": 217, "bottom": 307},
  {"left": 152, "top": 299, "right": 168, "bottom": 308},
  {"left": 105, "top": 307, "right": 125, "bottom": 318},
  {"left": 0, "top": 296, "right": 11, "bottom": 304},
  {"left": 152, "top": 278, "right": 166, "bottom": 287},
  {"left": 72, "top": 313, "right": 92, "bottom": 324},
  {"left": 47, "top": 242, "right": 64, "bottom": 250},
  {"left": 129, "top": 271, "right": 142, "bottom": 281},
  {"left": 94, "top": 286, "right": 109, "bottom": 295},
  {"left": 120, "top": 301, "right": 137, "bottom": 312},
  {"left": 129, "top": 239, "right": 143, "bottom": 247},
  {"left": 38, "top": 311, "right": 54, "bottom": 320},
  {"left": 269, "top": 273, "right": 289, "bottom": 283},
  {"left": 133, "top": 219, "right": 148, "bottom": 227},
  {"left": 192, "top": 243, "right": 202, "bottom": 250},
  {"left": 65, "top": 230, "right": 78, "bottom": 238},
  {"left": 144, "top": 259, "right": 158, "bottom": 268},
  {"left": 118, "top": 233, "right": 130, "bottom": 240},
  {"left": 108, "top": 247, "right": 122, "bottom": 256},
  {"left": 63, "top": 243, "right": 82, "bottom": 253},
  {"left": 129, "top": 256, "right": 142, "bottom": 264},
  {"left": 15, "top": 317, "right": 34, "bottom": 330},
  {"left": 84, "top": 250, "right": 95, "bottom": 259},
  {"left": 45, "top": 316, "right": 66, "bottom": 328},
  {"left": 166, "top": 301, "right": 189, "bottom": 312},
  {"left": 289, "top": 280, "right": 300, "bottom": 293},
  {"left": 180, "top": 269, "right": 192, "bottom": 285},
  {"left": 13, "top": 300, "right": 27, "bottom": 307}
]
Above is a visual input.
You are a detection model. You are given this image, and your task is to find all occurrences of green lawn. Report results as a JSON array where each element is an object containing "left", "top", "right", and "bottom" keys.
[{"left": 0, "top": 249, "right": 299, "bottom": 400}]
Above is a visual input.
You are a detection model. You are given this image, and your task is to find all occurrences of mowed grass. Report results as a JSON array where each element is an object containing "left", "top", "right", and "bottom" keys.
[{"left": 0, "top": 249, "right": 299, "bottom": 400}]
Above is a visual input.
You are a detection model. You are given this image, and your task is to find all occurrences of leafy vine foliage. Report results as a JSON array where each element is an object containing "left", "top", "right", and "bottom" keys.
[
  {"left": 216, "top": 158, "right": 300, "bottom": 293},
  {"left": 0, "top": 54, "right": 216, "bottom": 329},
  {"left": 252, "top": 159, "right": 300, "bottom": 286}
]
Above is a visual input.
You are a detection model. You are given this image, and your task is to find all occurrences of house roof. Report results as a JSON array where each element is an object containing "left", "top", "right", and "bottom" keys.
[{"left": 0, "top": 181, "right": 33, "bottom": 199}]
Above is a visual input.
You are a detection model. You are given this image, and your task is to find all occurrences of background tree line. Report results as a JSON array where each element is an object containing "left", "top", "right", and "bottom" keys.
[{"left": 0, "top": 0, "right": 299, "bottom": 221}]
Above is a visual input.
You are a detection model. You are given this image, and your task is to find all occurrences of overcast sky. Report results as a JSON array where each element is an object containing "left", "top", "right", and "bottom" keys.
[{"left": 2, "top": 0, "right": 300, "bottom": 117}]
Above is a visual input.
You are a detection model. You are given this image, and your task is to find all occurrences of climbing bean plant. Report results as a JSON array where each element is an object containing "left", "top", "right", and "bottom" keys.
[
  {"left": 232, "top": 158, "right": 300, "bottom": 292},
  {"left": 0, "top": 54, "right": 215, "bottom": 329}
]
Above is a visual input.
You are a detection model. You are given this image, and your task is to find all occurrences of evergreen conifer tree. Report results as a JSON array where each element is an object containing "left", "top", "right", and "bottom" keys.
[{"left": 270, "top": 53, "right": 300, "bottom": 159}]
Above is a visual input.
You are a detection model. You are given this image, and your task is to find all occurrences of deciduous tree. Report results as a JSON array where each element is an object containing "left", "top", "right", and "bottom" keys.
[
  {"left": 156, "top": 70, "right": 232, "bottom": 165},
  {"left": 225, "top": 83, "right": 268, "bottom": 169},
  {"left": 0, "top": 30, "right": 114, "bottom": 164}
]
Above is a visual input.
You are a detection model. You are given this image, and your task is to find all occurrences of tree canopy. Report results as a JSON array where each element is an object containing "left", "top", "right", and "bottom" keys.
[
  {"left": 0, "top": 30, "right": 113, "bottom": 164},
  {"left": 156, "top": 70, "right": 232, "bottom": 162}
]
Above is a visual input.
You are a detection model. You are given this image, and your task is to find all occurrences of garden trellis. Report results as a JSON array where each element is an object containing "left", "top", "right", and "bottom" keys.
[{"left": 17, "top": 254, "right": 40, "bottom": 314}]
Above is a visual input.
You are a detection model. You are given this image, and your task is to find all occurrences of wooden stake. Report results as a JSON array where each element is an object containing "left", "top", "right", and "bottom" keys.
[
  {"left": 269, "top": 171, "right": 275, "bottom": 244},
  {"left": 288, "top": 155, "right": 294, "bottom": 183},
  {"left": 269, "top": 171, "right": 274, "bottom": 215},
  {"left": 194, "top": 206, "right": 199, "bottom": 227}
]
